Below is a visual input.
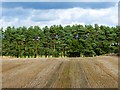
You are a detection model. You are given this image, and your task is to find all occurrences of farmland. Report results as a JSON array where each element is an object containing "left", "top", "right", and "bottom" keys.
[{"left": 2, "top": 56, "right": 118, "bottom": 88}]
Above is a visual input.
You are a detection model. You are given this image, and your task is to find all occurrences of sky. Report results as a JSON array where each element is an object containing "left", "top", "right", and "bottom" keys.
[
  {"left": 1, "top": 0, "right": 120, "bottom": 2},
  {"left": 0, "top": 1, "right": 119, "bottom": 28}
]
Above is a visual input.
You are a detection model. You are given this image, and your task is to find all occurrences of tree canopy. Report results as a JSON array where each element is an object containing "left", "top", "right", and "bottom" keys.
[{"left": 1, "top": 24, "right": 119, "bottom": 58}]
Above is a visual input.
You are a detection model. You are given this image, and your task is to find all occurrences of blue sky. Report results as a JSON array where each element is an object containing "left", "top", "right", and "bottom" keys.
[
  {"left": 0, "top": 2, "right": 118, "bottom": 28},
  {"left": 2, "top": 2, "right": 116, "bottom": 9},
  {"left": 1, "top": 0, "right": 119, "bottom": 2}
]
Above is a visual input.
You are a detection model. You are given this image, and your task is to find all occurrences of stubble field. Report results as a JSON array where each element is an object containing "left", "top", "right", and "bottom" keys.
[{"left": 2, "top": 56, "right": 118, "bottom": 88}]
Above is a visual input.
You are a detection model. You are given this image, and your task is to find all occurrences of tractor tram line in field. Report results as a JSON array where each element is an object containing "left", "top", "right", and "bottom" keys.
[{"left": 2, "top": 56, "right": 118, "bottom": 88}]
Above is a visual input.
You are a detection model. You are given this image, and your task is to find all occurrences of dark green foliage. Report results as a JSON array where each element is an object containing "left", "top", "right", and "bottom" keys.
[{"left": 1, "top": 24, "right": 119, "bottom": 58}]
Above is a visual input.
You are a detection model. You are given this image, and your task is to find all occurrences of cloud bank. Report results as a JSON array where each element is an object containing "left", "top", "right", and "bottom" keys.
[{"left": 0, "top": 3, "right": 118, "bottom": 28}]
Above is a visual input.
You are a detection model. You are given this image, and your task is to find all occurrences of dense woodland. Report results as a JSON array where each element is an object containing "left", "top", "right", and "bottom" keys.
[{"left": 1, "top": 24, "right": 120, "bottom": 58}]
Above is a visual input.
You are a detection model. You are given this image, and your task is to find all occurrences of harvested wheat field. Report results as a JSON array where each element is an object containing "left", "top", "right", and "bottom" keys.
[{"left": 2, "top": 56, "right": 118, "bottom": 88}]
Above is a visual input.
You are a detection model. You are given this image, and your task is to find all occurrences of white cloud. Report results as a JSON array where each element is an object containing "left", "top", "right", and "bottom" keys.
[{"left": 0, "top": 4, "right": 118, "bottom": 29}]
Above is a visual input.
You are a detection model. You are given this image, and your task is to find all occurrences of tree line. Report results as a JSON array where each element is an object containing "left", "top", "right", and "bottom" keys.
[{"left": 1, "top": 24, "right": 119, "bottom": 58}]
